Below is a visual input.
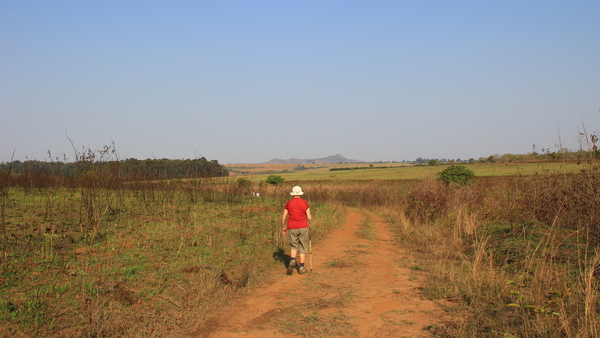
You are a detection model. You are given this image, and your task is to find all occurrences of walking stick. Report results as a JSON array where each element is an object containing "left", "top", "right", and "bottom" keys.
[{"left": 309, "top": 223, "right": 313, "bottom": 272}]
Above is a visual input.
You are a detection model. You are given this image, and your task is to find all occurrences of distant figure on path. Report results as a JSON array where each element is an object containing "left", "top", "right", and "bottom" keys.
[{"left": 281, "top": 186, "right": 312, "bottom": 274}]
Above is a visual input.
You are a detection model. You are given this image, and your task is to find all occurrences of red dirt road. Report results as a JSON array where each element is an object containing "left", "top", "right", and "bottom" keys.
[{"left": 190, "top": 209, "right": 451, "bottom": 337}]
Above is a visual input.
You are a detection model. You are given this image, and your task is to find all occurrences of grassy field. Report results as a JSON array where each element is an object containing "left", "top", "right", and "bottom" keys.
[
  {"left": 0, "top": 181, "right": 344, "bottom": 337},
  {"left": 226, "top": 161, "right": 584, "bottom": 181}
]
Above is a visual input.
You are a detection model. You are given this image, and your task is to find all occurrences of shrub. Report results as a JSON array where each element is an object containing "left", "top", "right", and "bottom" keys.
[
  {"left": 236, "top": 178, "right": 252, "bottom": 187},
  {"left": 265, "top": 175, "right": 284, "bottom": 185},
  {"left": 437, "top": 165, "right": 475, "bottom": 186}
]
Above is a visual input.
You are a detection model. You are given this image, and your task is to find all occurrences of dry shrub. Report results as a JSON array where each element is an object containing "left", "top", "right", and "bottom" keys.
[
  {"left": 404, "top": 179, "right": 452, "bottom": 223},
  {"left": 517, "top": 168, "right": 600, "bottom": 247},
  {"left": 264, "top": 180, "right": 409, "bottom": 210},
  {"left": 399, "top": 179, "right": 486, "bottom": 254},
  {"left": 384, "top": 167, "right": 600, "bottom": 337}
]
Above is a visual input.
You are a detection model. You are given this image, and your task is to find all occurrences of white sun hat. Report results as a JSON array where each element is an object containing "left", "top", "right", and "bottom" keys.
[{"left": 290, "top": 186, "right": 304, "bottom": 196}]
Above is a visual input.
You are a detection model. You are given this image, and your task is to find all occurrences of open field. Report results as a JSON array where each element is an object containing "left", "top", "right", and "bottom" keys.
[
  {"left": 0, "top": 181, "right": 344, "bottom": 337},
  {"left": 1, "top": 158, "right": 599, "bottom": 337},
  {"left": 226, "top": 161, "right": 584, "bottom": 181}
]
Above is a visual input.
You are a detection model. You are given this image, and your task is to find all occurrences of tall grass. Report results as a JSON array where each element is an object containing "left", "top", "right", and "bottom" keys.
[{"left": 380, "top": 163, "right": 600, "bottom": 337}]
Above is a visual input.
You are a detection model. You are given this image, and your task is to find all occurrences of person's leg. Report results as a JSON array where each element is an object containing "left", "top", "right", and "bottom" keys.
[
  {"left": 287, "top": 233, "right": 299, "bottom": 274},
  {"left": 297, "top": 228, "right": 309, "bottom": 271},
  {"left": 288, "top": 229, "right": 300, "bottom": 263}
]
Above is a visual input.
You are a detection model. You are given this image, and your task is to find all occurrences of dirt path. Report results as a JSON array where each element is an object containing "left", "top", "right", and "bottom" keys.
[{"left": 190, "top": 209, "right": 451, "bottom": 337}]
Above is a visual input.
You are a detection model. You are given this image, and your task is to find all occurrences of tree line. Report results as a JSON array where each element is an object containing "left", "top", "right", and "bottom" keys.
[{"left": 0, "top": 157, "right": 229, "bottom": 185}]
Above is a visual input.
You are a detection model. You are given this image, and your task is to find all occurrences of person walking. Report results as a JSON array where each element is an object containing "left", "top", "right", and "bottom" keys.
[{"left": 281, "top": 186, "right": 312, "bottom": 274}]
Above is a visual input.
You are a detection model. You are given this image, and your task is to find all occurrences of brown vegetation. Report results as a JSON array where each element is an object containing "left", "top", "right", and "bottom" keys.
[
  {"left": 384, "top": 169, "right": 599, "bottom": 336},
  {"left": 1, "top": 139, "right": 599, "bottom": 336}
]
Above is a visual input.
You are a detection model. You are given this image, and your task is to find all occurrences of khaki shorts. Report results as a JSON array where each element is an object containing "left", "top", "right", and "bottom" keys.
[{"left": 288, "top": 228, "right": 310, "bottom": 254}]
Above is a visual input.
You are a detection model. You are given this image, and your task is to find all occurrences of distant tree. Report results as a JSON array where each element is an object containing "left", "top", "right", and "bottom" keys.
[
  {"left": 487, "top": 154, "right": 500, "bottom": 163},
  {"left": 0, "top": 156, "right": 229, "bottom": 184},
  {"left": 415, "top": 157, "right": 426, "bottom": 164},
  {"left": 437, "top": 165, "right": 476, "bottom": 186},
  {"left": 428, "top": 159, "right": 438, "bottom": 166},
  {"left": 266, "top": 175, "right": 284, "bottom": 185}
]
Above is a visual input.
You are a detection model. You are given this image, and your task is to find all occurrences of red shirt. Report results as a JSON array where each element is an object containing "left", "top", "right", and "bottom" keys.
[{"left": 285, "top": 198, "right": 310, "bottom": 229}]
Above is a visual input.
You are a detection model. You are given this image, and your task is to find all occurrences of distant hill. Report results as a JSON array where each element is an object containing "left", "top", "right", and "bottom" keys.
[{"left": 265, "top": 154, "right": 363, "bottom": 164}]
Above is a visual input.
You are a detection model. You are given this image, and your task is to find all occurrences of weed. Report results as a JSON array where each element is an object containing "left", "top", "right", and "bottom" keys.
[
  {"left": 123, "top": 265, "right": 142, "bottom": 276},
  {"left": 279, "top": 310, "right": 355, "bottom": 337},
  {"left": 326, "top": 259, "right": 352, "bottom": 269},
  {"left": 356, "top": 213, "right": 376, "bottom": 240}
]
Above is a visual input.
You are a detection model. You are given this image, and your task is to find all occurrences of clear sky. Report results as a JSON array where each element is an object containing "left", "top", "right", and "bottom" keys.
[{"left": 1, "top": 1, "right": 599, "bottom": 164}]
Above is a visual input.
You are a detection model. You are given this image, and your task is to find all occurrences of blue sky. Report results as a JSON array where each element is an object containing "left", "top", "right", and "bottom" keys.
[{"left": 1, "top": 1, "right": 599, "bottom": 164}]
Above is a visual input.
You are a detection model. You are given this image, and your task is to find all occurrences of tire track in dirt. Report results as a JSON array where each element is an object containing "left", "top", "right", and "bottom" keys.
[{"left": 189, "top": 209, "right": 451, "bottom": 337}]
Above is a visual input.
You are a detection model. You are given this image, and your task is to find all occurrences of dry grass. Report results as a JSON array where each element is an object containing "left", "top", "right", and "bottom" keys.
[
  {"left": 2, "top": 148, "right": 599, "bottom": 337},
  {"left": 0, "top": 180, "right": 344, "bottom": 337},
  {"left": 356, "top": 213, "right": 376, "bottom": 240},
  {"left": 226, "top": 161, "right": 584, "bottom": 181},
  {"left": 378, "top": 164, "right": 600, "bottom": 337},
  {"left": 255, "top": 161, "right": 600, "bottom": 337}
]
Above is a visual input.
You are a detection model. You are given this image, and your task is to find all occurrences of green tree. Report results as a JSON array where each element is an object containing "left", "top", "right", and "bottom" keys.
[
  {"left": 428, "top": 159, "right": 438, "bottom": 166},
  {"left": 437, "top": 165, "right": 475, "bottom": 186},
  {"left": 266, "top": 175, "right": 284, "bottom": 185}
]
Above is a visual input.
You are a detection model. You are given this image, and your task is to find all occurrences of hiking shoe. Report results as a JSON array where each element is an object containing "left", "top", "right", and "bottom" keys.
[
  {"left": 286, "top": 260, "right": 296, "bottom": 275},
  {"left": 298, "top": 265, "right": 307, "bottom": 274}
]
